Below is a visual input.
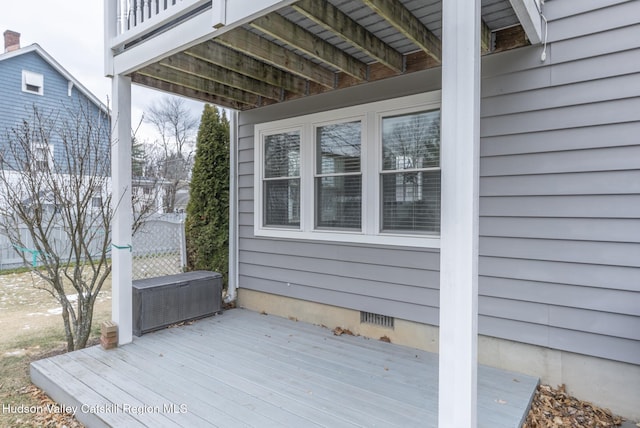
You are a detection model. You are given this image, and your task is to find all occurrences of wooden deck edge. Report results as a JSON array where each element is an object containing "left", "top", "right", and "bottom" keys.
[
  {"left": 516, "top": 378, "right": 540, "bottom": 428},
  {"left": 30, "top": 360, "right": 110, "bottom": 428}
]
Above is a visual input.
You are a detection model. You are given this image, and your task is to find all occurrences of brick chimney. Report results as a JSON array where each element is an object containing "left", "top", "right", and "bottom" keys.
[{"left": 4, "top": 30, "right": 21, "bottom": 53}]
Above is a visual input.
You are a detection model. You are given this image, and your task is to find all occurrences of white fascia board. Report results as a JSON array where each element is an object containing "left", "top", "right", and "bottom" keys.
[
  {"left": 509, "top": 0, "right": 542, "bottom": 44},
  {"left": 111, "top": 0, "right": 297, "bottom": 76}
]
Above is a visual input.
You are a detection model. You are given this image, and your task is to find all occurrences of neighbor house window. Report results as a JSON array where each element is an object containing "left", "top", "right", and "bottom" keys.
[
  {"left": 32, "top": 141, "right": 53, "bottom": 171},
  {"left": 315, "top": 121, "right": 362, "bottom": 230},
  {"left": 263, "top": 131, "right": 301, "bottom": 227},
  {"left": 22, "top": 70, "right": 44, "bottom": 95},
  {"left": 254, "top": 92, "right": 441, "bottom": 248},
  {"left": 381, "top": 110, "right": 441, "bottom": 233}
]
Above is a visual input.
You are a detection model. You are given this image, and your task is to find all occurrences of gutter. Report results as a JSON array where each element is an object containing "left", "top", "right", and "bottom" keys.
[{"left": 225, "top": 109, "right": 239, "bottom": 304}]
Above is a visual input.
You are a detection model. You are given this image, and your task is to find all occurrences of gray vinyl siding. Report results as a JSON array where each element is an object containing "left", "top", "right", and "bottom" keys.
[
  {"left": 477, "top": 0, "right": 640, "bottom": 364},
  {"left": 237, "top": 0, "right": 640, "bottom": 365}
]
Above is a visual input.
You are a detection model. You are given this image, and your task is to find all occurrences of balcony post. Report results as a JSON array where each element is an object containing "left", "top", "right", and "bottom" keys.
[
  {"left": 111, "top": 74, "right": 133, "bottom": 345},
  {"left": 438, "top": 0, "right": 481, "bottom": 426}
]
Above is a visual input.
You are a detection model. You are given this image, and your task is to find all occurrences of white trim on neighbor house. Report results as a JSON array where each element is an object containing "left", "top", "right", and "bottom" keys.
[{"left": 253, "top": 92, "right": 442, "bottom": 248}]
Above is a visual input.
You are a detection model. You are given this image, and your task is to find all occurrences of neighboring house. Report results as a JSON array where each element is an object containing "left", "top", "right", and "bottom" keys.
[
  {"left": 104, "top": 0, "right": 639, "bottom": 421},
  {"left": 0, "top": 30, "right": 110, "bottom": 174},
  {"left": 131, "top": 177, "right": 189, "bottom": 215}
]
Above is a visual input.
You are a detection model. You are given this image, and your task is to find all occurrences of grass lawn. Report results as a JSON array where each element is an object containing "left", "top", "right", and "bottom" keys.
[{"left": 0, "top": 271, "right": 111, "bottom": 427}]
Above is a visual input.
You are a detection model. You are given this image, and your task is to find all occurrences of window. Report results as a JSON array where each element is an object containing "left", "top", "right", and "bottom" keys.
[
  {"left": 381, "top": 110, "right": 441, "bottom": 233},
  {"left": 262, "top": 131, "right": 300, "bottom": 227},
  {"left": 32, "top": 142, "right": 53, "bottom": 171},
  {"left": 255, "top": 92, "right": 441, "bottom": 248},
  {"left": 315, "top": 121, "right": 362, "bottom": 229},
  {"left": 22, "top": 70, "right": 44, "bottom": 95}
]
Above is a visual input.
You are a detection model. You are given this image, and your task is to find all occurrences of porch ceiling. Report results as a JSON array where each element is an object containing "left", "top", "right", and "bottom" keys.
[{"left": 129, "top": 0, "right": 530, "bottom": 111}]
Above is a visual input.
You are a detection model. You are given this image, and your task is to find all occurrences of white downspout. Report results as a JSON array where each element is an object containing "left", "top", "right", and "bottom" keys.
[{"left": 225, "top": 109, "right": 239, "bottom": 303}]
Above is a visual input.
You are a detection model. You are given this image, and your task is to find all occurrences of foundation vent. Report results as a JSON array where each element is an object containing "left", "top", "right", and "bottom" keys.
[{"left": 360, "top": 311, "right": 394, "bottom": 328}]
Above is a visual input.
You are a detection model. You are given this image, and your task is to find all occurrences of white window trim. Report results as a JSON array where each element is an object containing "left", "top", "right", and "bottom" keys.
[
  {"left": 22, "top": 70, "right": 44, "bottom": 95},
  {"left": 254, "top": 92, "right": 442, "bottom": 248}
]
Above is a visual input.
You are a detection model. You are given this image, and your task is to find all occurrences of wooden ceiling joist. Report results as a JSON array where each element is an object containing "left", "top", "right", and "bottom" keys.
[
  {"left": 361, "top": 0, "right": 442, "bottom": 63},
  {"left": 131, "top": 73, "right": 249, "bottom": 110},
  {"left": 292, "top": 0, "right": 403, "bottom": 73},
  {"left": 250, "top": 13, "right": 367, "bottom": 81},
  {"left": 185, "top": 41, "right": 308, "bottom": 95},
  {"left": 216, "top": 27, "right": 335, "bottom": 89},
  {"left": 481, "top": 20, "right": 493, "bottom": 53},
  {"left": 138, "top": 64, "right": 261, "bottom": 107},
  {"left": 159, "top": 52, "right": 283, "bottom": 101}
]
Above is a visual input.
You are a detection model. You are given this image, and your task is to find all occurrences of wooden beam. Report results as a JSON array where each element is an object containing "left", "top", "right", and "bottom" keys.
[
  {"left": 159, "top": 52, "right": 283, "bottom": 100},
  {"left": 131, "top": 73, "right": 250, "bottom": 110},
  {"left": 508, "top": 0, "right": 542, "bottom": 44},
  {"left": 493, "top": 24, "right": 529, "bottom": 53},
  {"left": 185, "top": 41, "right": 308, "bottom": 95},
  {"left": 292, "top": 0, "right": 403, "bottom": 73},
  {"left": 216, "top": 27, "right": 335, "bottom": 89},
  {"left": 137, "top": 64, "right": 261, "bottom": 106},
  {"left": 250, "top": 13, "right": 367, "bottom": 80},
  {"left": 481, "top": 19, "right": 492, "bottom": 53},
  {"left": 361, "top": 0, "right": 441, "bottom": 63}
]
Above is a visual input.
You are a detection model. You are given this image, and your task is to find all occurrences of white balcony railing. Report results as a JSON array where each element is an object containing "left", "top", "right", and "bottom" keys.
[{"left": 115, "top": 0, "right": 211, "bottom": 38}]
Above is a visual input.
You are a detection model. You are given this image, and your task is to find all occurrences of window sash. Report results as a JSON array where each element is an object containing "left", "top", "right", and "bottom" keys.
[
  {"left": 380, "top": 169, "right": 440, "bottom": 233},
  {"left": 262, "top": 130, "right": 301, "bottom": 227},
  {"left": 380, "top": 109, "right": 441, "bottom": 234},
  {"left": 263, "top": 178, "right": 300, "bottom": 227},
  {"left": 314, "top": 121, "right": 362, "bottom": 230}
]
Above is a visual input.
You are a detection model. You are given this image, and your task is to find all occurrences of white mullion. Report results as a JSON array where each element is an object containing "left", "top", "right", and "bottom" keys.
[
  {"left": 301, "top": 123, "right": 314, "bottom": 233},
  {"left": 367, "top": 111, "right": 379, "bottom": 236}
]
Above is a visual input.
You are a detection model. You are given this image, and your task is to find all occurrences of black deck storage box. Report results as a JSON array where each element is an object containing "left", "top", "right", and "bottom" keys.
[{"left": 132, "top": 270, "right": 222, "bottom": 336}]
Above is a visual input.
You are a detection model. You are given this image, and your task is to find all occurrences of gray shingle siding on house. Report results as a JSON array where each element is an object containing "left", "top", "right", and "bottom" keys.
[{"left": 237, "top": 0, "right": 640, "bottom": 365}]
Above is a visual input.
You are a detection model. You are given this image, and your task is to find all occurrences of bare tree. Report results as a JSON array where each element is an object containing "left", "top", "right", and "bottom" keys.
[
  {"left": 145, "top": 96, "right": 198, "bottom": 212},
  {"left": 0, "top": 102, "right": 112, "bottom": 351}
]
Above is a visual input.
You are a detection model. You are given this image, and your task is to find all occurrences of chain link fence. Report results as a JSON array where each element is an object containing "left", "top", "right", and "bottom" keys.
[
  {"left": 0, "top": 213, "right": 186, "bottom": 279},
  {"left": 132, "top": 213, "right": 186, "bottom": 279}
]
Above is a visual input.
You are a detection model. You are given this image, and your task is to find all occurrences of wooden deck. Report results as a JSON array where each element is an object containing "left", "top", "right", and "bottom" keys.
[{"left": 31, "top": 309, "right": 538, "bottom": 427}]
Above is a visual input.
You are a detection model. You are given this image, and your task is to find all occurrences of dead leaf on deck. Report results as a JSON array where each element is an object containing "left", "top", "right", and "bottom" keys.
[
  {"left": 332, "top": 326, "right": 354, "bottom": 336},
  {"left": 523, "top": 384, "right": 624, "bottom": 428}
]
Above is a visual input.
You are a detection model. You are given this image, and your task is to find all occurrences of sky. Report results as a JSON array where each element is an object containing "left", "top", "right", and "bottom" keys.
[{"left": 0, "top": 0, "right": 204, "bottom": 143}]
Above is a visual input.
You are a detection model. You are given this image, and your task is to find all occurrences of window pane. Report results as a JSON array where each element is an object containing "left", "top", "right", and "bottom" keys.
[
  {"left": 264, "top": 179, "right": 300, "bottom": 227},
  {"left": 316, "top": 175, "right": 361, "bottom": 229},
  {"left": 316, "top": 121, "right": 361, "bottom": 174},
  {"left": 382, "top": 111, "right": 440, "bottom": 171},
  {"left": 264, "top": 131, "right": 300, "bottom": 178},
  {"left": 381, "top": 170, "right": 440, "bottom": 233}
]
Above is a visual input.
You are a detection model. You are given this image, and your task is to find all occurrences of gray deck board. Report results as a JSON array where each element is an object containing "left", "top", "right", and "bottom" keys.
[{"left": 31, "top": 309, "right": 538, "bottom": 427}]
